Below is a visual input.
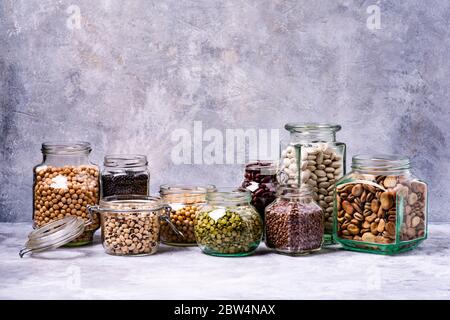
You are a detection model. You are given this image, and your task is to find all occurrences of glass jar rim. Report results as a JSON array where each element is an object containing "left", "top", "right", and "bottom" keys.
[
  {"left": 284, "top": 123, "right": 342, "bottom": 133},
  {"left": 352, "top": 154, "right": 410, "bottom": 171},
  {"left": 99, "top": 195, "right": 163, "bottom": 211},
  {"left": 160, "top": 184, "right": 216, "bottom": 195},
  {"left": 245, "top": 160, "right": 278, "bottom": 173},
  {"left": 206, "top": 188, "right": 251, "bottom": 203},
  {"left": 42, "top": 141, "right": 92, "bottom": 154},
  {"left": 104, "top": 154, "right": 148, "bottom": 168}
]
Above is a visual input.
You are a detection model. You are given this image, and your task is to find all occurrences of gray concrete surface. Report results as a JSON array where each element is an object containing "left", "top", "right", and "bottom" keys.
[{"left": 1, "top": 1, "right": 449, "bottom": 222}]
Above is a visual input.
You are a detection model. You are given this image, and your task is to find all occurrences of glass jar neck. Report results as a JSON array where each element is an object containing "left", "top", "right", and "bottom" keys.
[
  {"left": 245, "top": 160, "right": 277, "bottom": 175},
  {"left": 207, "top": 190, "right": 251, "bottom": 206},
  {"left": 99, "top": 195, "right": 163, "bottom": 211},
  {"left": 103, "top": 155, "right": 148, "bottom": 170},
  {"left": 160, "top": 185, "right": 215, "bottom": 203},
  {"left": 276, "top": 186, "right": 315, "bottom": 202},
  {"left": 351, "top": 154, "right": 411, "bottom": 175},
  {"left": 285, "top": 123, "right": 340, "bottom": 143},
  {"left": 41, "top": 142, "right": 91, "bottom": 166}
]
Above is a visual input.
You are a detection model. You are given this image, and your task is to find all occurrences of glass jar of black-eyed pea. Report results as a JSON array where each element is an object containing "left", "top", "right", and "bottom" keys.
[
  {"left": 159, "top": 185, "right": 215, "bottom": 246},
  {"left": 194, "top": 189, "right": 263, "bottom": 257}
]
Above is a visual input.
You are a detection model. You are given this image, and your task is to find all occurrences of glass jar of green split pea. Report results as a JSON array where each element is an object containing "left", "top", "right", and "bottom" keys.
[{"left": 194, "top": 189, "right": 263, "bottom": 257}]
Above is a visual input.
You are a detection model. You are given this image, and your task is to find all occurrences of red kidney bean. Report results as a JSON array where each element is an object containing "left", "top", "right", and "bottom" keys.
[{"left": 240, "top": 161, "right": 277, "bottom": 220}]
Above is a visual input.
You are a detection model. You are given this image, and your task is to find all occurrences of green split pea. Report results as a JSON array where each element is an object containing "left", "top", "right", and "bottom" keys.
[{"left": 194, "top": 208, "right": 262, "bottom": 255}]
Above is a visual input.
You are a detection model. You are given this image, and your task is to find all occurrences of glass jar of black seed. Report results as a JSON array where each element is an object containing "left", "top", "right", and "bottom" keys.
[{"left": 101, "top": 155, "right": 150, "bottom": 198}]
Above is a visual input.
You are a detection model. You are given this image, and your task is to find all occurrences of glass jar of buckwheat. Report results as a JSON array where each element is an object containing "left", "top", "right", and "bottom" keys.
[
  {"left": 334, "top": 154, "right": 428, "bottom": 254},
  {"left": 33, "top": 142, "right": 100, "bottom": 246}
]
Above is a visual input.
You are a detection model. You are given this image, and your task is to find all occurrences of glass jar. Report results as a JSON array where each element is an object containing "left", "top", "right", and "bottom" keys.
[
  {"left": 160, "top": 185, "right": 215, "bottom": 246},
  {"left": 90, "top": 195, "right": 171, "bottom": 256},
  {"left": 101, "top": 154, "right": 150, "bottom": 197},
  {"left": 194, "top": 189, "right": 263, "bottom": 256},
  {"left": 33, "top": 142, "right": 100, "bottom": 246},
  {"left": 240, "top": 160, "right": 277, "bottom": 221},
  {"left": 278, "top": 123, "right": 346, "bottom": 244},
  {"left": 265, "top": 186, "right": 324, "bottom": 255},
  {"left": 334, "top": 154, "right": 428, "bottom": 254}
]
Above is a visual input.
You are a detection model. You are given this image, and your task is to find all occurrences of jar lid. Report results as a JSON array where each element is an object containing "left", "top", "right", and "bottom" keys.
[{"left": 19, "top": 217, "right": 86, "bottom": 258}]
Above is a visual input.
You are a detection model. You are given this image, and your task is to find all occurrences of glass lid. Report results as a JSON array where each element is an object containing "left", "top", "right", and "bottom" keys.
[{"left": 19, "top": 216, "right": 86, "bottom": 258}]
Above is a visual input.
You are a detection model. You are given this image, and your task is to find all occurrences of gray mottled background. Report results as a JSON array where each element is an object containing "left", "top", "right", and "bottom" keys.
[{"left": 1, "top": 0, "right": 449, "bottom": 222}]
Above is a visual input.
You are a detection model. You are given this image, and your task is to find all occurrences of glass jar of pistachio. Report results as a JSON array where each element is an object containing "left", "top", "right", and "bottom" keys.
[
  {"left": 334, "top": 154, "right": 428, "bottom": 254},
  {"left": 194, "top": 189, "right": 263, "bottom": 257},
  {"left": 33, "top": 142, "right": 100, "bottom": 246},
  {"left": 159, "top": 185, "right": 215, "bottom": 246}
]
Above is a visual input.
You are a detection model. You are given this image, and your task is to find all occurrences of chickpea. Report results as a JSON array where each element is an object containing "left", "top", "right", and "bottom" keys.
[{"left": 33, "top": 165, "right": 100, "bottom": 244}]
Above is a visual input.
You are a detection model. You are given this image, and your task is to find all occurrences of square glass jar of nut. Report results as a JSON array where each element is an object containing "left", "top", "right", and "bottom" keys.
[
  {"left": 33, "top": 142, "right": 100, "bottom": 246},
  {"left": 334, "top": 154, "right": 428, "bottom": 254}
]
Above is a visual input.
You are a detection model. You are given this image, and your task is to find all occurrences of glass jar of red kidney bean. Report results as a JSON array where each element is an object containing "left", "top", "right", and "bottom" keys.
[{"left": 240, "top": 160, "right": 277, "bottom": 221}]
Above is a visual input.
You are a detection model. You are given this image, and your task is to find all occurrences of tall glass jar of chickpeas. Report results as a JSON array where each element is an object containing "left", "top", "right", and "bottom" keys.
[
  {"left": 33, "top": 142, "right": 100, "bottom": 246},
  {"left": 159, "top": 185, "right": 215, "bottom": 246}
]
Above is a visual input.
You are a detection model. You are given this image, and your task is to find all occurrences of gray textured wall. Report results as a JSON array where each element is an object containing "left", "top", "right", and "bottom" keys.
[{"left": 1, "top": 0, "right": 449, "bottom": 222}]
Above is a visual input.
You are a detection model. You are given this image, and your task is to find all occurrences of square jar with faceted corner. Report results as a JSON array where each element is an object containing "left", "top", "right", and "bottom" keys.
[
  {"left": 334, "top": 154, "right": 428, "bottom": 255},
  {"left": 278, "top": 123, "right": 346, "bottom": 245}
]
